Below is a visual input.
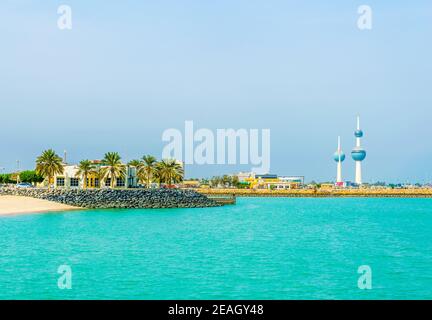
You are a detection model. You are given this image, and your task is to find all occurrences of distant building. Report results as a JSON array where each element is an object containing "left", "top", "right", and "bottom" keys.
[
  {"left": 332, "top": 116, "right": 367, "bottom": 186},
  {"left": 50, "top": 158, "right": 185, "bottom": 189},
  {"left": 345, "top": 181, "right": 359, "bottom": 188},
  {"left": 351, "top": 116, "right": 367, "bottom": 184},
  {"left": 53, "top": 160, "right": 138, "bottom": 189},
  {"left": 236, "top": 172, "right": 304, "bottom": 190},
  {"left": 333, "top": 136, "right": 345, "bottom": 184},
  {"left": 237, "top": 171, "right": 254, "bottom": 182},
  {"left": 278, "top": 176, "right": 305, "bottom": 184},
  {"left": 320, "top": 183, "right": 334, "bottom": 190},
  {"left": 180, "top": 180, "right": 200, "bottom": 188}
]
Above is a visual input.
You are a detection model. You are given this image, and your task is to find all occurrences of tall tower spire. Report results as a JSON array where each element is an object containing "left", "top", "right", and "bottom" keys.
[
  {"left": 333, "top": 136, "right": 345, "bottom": 184},
  {"left": 351, "top": 116, "right": 366, "bottom": 184},
  {"left": 356, "top": 116, "right": 361, "bottom": 147}
]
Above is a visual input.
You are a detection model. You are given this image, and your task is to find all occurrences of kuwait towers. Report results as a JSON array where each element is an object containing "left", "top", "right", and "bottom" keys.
[
  {"left": 333, "top": 136, "right": 345, "bottom": 183},
  {"left": 351, "top": 116, "right": 367, "bottom": 184}
]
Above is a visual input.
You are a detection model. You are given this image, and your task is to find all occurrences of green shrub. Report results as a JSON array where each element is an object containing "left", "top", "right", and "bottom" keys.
[
  {"left": 0, "top": 174, "right": 13, "bottom": 184},
  {"left": 19, "top": 170, "right": 44, "bottom": 184}
]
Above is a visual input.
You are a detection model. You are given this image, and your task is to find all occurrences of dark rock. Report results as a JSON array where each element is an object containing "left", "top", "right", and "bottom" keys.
[{"left": 0, "top": 188, "right": 221, "bottom": 209}]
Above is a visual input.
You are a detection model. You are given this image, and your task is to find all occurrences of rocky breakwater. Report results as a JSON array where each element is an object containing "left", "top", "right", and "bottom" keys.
[{"left": 0, "top": 188, "right": 221, "bottom": 209}]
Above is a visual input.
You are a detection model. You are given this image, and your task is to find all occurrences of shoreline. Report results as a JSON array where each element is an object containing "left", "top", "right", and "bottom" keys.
[
  {"left": 0, "top": 196, "right": 82, "bottom": 216},
  {"left": 197, "top": 188, "right": 432, "bottom": 198},
  {"left": 0, "top": 188, "right": 221, "bottom": 211},
  {"left": 3, "top": 187, "right": 432, "bottom": 217}
]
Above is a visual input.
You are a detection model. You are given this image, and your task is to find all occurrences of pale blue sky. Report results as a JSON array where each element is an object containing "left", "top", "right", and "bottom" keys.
[{"left": 1, "top": 1, "right": 431, "bottom": 182}]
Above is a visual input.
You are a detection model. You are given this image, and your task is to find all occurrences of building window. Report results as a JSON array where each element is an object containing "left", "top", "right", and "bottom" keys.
[
  {"left": 116, "top": 178, "right": 125, "bottom": 187},
  {"left": 105, "top": 178, "right": 111, "bottom": 187},
  {"left": 56, "top": 177, "right": 65, "bottom": 187},
  {"left": 95, "top": 178, "right": 99, "bottom": 187},
  {"left": 86, "top": 178, "right": 94, "bottom": 187},
  {"left": 70, "top": 178, "right": 79, "bottom": 187}
]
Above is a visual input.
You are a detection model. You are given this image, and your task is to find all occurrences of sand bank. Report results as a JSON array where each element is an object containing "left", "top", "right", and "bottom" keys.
[{"left": 0, "top": 195, "right": 81, "bottom": 216}]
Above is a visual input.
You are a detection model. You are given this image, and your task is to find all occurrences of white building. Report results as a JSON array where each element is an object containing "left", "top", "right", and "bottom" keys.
[{"left": 53, "top": 161, "right": 138, "bottom": 189}]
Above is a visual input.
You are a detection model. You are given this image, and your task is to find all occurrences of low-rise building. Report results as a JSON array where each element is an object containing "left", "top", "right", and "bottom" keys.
[
  {"left": 237, "top": 172, "right": 254, "bottom": 182},
  {"left": 53, "top": 160, "right": 138, "bottom": 189},
  {"left": 320, "top": 183, "right": 334, "bottom": 190},
  {"left": 180, "top": 180, "right": 201, "bottom": 188},
  {"left": 237, "top": 172, "right": 304, "bottom": 190}
]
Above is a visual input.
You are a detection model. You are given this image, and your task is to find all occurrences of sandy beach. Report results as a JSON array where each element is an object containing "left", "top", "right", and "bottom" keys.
[{"left": 0, "top": 195, "right": 81, "bottom": 216}]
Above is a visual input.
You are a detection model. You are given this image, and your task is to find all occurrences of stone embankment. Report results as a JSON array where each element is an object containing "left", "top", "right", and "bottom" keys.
[
  {"left": 0, "top": 188, "right": 221, "bottom": 209},
  {"left": 198, "top": 188, "right": 432, "bottom": 198}
]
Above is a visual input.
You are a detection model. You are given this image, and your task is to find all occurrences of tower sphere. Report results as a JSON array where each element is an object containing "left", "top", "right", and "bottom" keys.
[
  {"left": 354, "top": 130, "right": 363, "bottom": 138},
  {"left": 333, "top": 151, "right": 345, "bottom": 162},
  {"left": 351, "top": 147, "right": 366, "bottom": 161}
]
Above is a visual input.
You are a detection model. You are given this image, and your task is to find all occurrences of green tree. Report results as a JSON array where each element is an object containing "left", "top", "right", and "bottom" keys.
[
  {"left": 92, "top": 166, "right": 105, "bottom": 188},
  {"left": 0, "top": 174, "right": 13, "bottom": 184},
  {"left": 155, "top": 159, "right": 183, "bottom": 186},
  {"left": 76, "top": 160, "right": 95, "bottom": 189},
  {"left": 138, "top": 155, "right": 157, "bottom": 188},
  {"left": 127, "top": 159, "right": 142, "bottom": 185},
  {"left": 35, "top": 149, "right": 64, "bottom": 188},
  {"left": 200, "top": 178, "right": 209, "bottom": 185},
  {"left": 222, "top": 175, "right": 230, "bottom": 187},
  {"left": 210, "top": 176, "right": 221, "bottom": 188},
  {"left": 231, "top": 175, "right": 240, "bottom": 188},
  {"left": 101, "top": 152, "right": 126, "bottom": 188},
  {"left": 19, "top": 170, "right": 44, "bottom": 185},
  {"left": 127, "top": 159, "right": 142, "bottom": 168}
]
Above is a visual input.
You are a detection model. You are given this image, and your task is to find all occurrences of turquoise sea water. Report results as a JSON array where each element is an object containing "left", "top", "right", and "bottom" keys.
[{"left": 0, "top": 197, "right": 431, "bottom": 299}]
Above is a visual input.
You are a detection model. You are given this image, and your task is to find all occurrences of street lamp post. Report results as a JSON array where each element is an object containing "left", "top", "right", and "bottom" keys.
[{"left": 16, "top": 160, "right": 20, "bottom": 184}]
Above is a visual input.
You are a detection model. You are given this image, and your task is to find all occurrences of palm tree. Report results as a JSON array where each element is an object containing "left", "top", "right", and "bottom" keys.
[
  {"left": 101, "top": 152, "right": 126, "bottom": 188},
  {"left": 127, "top": 159, "right": 143, "bottom": 187},
  {"left": 231, "top": 175, "right": 239, "bottom": 188},
  {"left": 138, "top": 155, "right": 157, "bottom": 188},
  {"left": 92, "top": 166, "right": 105, "bottom": 188},
  {"left": 35, "top": 149, "right": 64, "bottom": 188},
  {"left": 127, "top": 159, "right": 142, "bottom": 168},
  {"left": 155, "top": 159, "right": 184, "bottom": 186},
  {"left": 222, "top": 175, "right": 231, "bottom": 187},
  {"left": 75, "top": 160, "right": 94, "bottom": 189},
  {"left": 210, "top": 176, "right": 222, "bottom": 188}
]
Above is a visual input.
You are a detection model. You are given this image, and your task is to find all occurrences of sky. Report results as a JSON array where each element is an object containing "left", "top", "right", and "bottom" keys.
[{"left": 1, "top": 1, "right": 431, "bottom": 182}]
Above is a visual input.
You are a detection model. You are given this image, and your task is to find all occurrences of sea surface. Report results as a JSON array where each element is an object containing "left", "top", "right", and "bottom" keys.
[{"left": 0, "top": 197, "right": 431, "bottom": 299}]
